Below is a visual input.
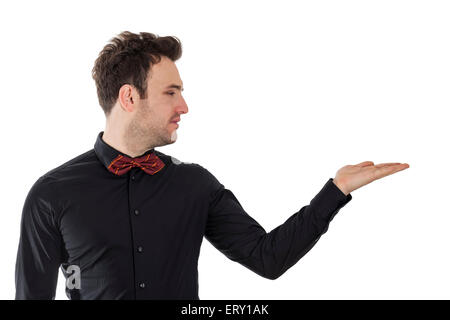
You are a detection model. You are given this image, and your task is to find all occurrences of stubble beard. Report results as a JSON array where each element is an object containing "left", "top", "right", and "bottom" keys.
[
  {"left": 128, "top": 117, "right": 176, "bottom": 150},
  {"left": 170, "top": 128, "right": 177, "bottom": 143},
  {"left": 128, "top": 101, "right": 178, "bottom": 150}
]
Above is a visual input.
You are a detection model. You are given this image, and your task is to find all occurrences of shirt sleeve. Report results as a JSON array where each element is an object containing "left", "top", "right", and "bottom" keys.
[
  {"left": 15, "top": 177, "right": 63, "bottom": 299},
  {"left": 204, "top": 173, "right": 352, "bottom": 280}
]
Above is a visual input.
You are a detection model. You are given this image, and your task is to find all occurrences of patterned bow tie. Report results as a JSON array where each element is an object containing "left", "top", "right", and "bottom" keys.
[{"left": 108, "top": 152, "right": 165, "bottom": 176}]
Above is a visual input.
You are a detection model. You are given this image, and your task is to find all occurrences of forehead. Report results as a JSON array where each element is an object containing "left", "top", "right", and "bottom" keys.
[{"left": 148, "top": 56, "right": 183, "bottom": 88}]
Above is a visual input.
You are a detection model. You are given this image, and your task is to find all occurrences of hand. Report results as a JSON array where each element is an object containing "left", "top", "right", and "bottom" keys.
[{"left": 332, "top": 161, "right": 410, "bottom": 196}]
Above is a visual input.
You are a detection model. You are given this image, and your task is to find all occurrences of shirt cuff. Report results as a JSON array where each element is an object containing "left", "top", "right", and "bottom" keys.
[{"left": 310, "top": 178, "right": 353, "bottom": 222}]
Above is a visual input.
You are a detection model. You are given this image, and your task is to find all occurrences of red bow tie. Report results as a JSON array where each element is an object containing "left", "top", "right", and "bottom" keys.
[{"left": 108, "top": 152, "right": 165, "bottom": 176}]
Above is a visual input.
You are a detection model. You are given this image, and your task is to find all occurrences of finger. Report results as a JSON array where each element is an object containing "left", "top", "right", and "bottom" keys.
[
  {"left": 373, "top": 163, "right": 409, "bottom": 179},
  {"left": 356, "top": 161, "right": 374, "bottom": 167},
  {"left": 374, "top": 162, "right": 402, "bottom": 168}
]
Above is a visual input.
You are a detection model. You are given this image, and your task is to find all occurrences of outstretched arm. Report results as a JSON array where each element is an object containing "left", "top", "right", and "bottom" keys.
[{"left": 204, "top": 160, "right": 409, "bottom": 280}]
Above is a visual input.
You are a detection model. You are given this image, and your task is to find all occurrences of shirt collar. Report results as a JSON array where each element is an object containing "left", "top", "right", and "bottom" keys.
[{"left": 94, "top": 131, "right": 168, "bottom": 173}]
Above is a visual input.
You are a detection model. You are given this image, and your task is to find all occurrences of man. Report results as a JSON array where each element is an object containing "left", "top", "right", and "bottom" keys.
[{"left": 15, "top": 31, "right": 409, "bottom": 300}]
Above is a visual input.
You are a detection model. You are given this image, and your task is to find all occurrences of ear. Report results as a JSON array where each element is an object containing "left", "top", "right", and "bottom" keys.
[{"left": 117, "top": 84, "right": 137, "bottom": 112}]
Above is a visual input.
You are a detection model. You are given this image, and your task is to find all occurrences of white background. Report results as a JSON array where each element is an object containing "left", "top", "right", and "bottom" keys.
[{"left": 1, "top": 0, "right": 449, "bottom": 300}]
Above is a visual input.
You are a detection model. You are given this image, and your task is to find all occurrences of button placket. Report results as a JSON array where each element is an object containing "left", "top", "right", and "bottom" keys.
[{"left": 129, "top": 169, "right": 145, "bottom": 294}]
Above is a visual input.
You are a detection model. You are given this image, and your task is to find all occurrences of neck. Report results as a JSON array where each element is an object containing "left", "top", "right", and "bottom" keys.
[{"left": 102, "top": 126, "right": 153, "bottom": 158}]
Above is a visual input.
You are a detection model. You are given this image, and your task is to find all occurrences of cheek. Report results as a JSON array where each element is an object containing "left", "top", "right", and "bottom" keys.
[
  {"left": 138, "top": 102, "right": 170, "bottom": 127},
  {"left": 139, "top": 104, "right": 155, "bottom": 120}
]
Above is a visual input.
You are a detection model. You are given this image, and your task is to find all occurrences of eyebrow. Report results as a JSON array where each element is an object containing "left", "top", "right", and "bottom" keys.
[{"left": 165, "top": 84, "right": 184, "bottom": 91}]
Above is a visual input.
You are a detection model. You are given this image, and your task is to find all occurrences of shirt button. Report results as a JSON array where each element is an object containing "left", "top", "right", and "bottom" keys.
[
  {"left": 134, "top": 209, "right": 139, "bottom": 216},
  {"left": 131, "top": 175, "right": 135, "bottom": 180},
  {"left": 137, "top": 246, "right": 143, "bottom": 253},
  {"left": 139, "top": 282, "right": 146, "bottom": 289}
]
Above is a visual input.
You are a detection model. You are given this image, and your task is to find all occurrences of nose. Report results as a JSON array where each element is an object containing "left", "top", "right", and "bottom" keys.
[{"left": 178, "top": 96, "right": 189, "bottom": 115}]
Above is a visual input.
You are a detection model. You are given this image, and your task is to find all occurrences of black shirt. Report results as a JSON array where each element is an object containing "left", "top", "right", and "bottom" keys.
[{"left": 15, "top": 131, "right": 352, "bottom": 300}]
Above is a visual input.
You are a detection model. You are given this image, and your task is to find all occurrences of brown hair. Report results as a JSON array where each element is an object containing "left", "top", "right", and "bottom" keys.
[{"left": 92, "top": 31, "right": 182, "bottom": 116}]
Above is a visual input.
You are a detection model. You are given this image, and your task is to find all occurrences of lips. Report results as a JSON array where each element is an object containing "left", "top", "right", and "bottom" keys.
[{"left": 170, "top": 118, "right": 180, "bottom": 128}]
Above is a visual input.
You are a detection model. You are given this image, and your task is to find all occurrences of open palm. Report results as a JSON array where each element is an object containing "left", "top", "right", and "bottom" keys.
[{"left": 333, "top": 161, "right": 410, "bottom": 195}]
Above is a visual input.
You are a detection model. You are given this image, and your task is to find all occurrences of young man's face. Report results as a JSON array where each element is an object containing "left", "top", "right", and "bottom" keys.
[{"left": 130, "top": 56, "right": 188, "bottom": 147}]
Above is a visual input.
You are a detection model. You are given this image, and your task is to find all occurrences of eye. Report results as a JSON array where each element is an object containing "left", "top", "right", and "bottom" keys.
[{"left": 166, "top": 92, "right": 176, "bottom": 96}]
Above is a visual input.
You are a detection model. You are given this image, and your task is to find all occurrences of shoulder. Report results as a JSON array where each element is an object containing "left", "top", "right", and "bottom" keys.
[
  {"left": 21, "top": 174, "right": 58, "bottom": 224},
  {"left": 25, "top": 149, "right": 97, "bottom": 203},
  {"left": 155, "top": 150, "right": 200, "bottom": 170},
  {"left": 155, "top": 150, "right": 222, "bottom": 187},
  {"left": 41, "top": 149, "right": 97, "bottom": 179}
]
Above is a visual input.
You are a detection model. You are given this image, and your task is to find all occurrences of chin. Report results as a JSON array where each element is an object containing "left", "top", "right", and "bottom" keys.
[{"left": 170, "top": 130, "right": 178, "bottom": 143}]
